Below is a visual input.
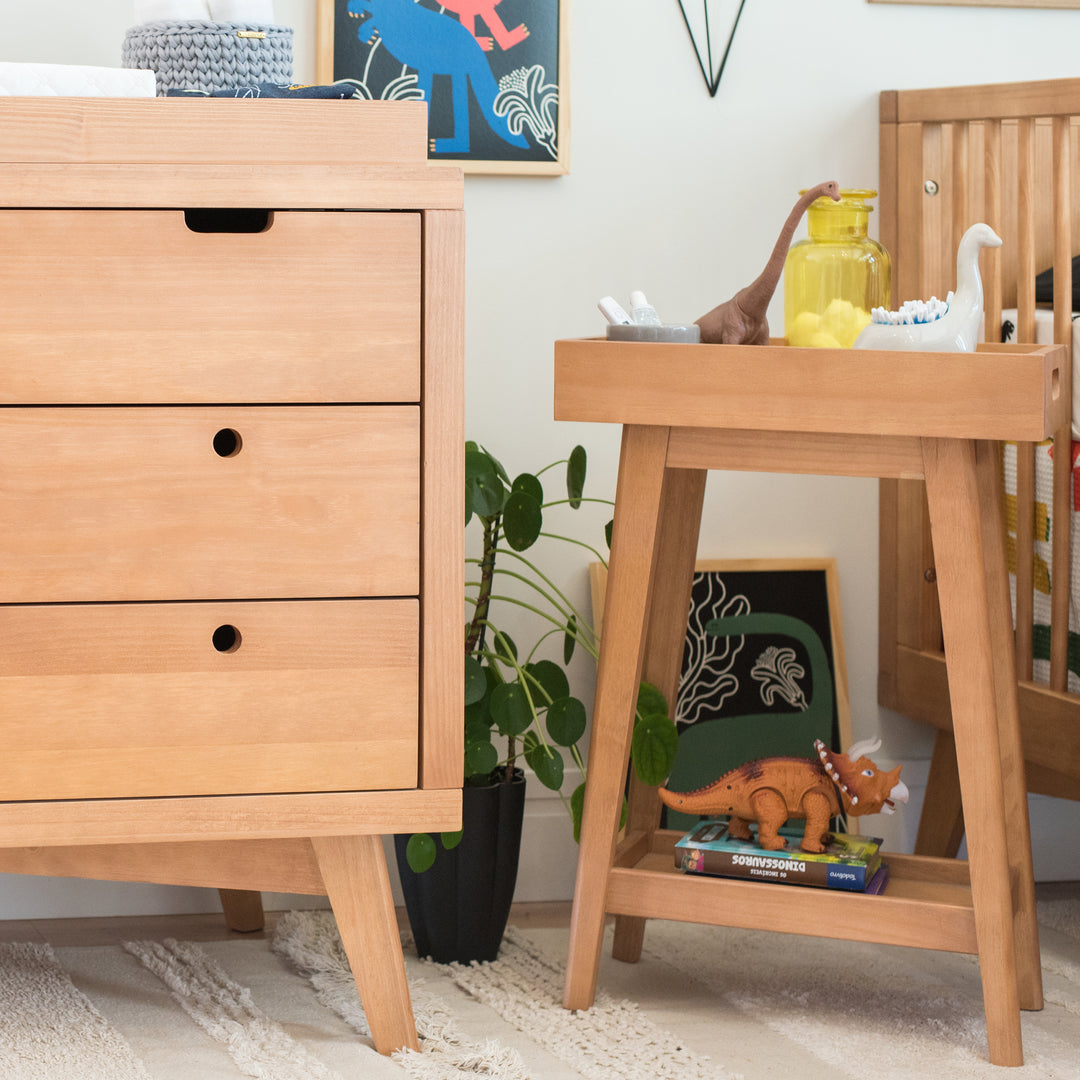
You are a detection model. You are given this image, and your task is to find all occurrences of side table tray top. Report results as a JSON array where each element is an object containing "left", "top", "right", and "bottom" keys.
[
  {"left": 0, "top": 98, "right": 465, "bottom": 1056},
  {"left": 554, "top": 337, "right": 1066, "bottom": 1067}
]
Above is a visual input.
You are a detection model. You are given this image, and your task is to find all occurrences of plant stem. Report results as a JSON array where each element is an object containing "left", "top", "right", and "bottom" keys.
[{"left": 465, "top": 514, "right": 499, "bottom": 655}]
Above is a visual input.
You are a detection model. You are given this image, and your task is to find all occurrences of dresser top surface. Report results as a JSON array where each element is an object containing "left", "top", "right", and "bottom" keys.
[{"left": 0, "top": 99, "right": 463, "bottom": 209}]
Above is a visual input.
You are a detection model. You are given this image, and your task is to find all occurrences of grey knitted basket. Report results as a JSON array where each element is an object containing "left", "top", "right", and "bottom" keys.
[{"left": 122, "top": 20, "right": 293, "bottom": 97}]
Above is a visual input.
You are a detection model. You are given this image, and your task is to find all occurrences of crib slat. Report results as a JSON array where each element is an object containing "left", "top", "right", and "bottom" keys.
[
  {"left": 1015, "top": 443, "right": 1036, "bottom": 682},
  {"left": 1016, "top": 118, "right": 1037, "bottom": 345},
  {"left": 952, "top": 121, "right": 970, "bottom": 262},
  {"left": 1012, "top": 119, "right": 1038, "bottom": 681},
  {"left": 1050, "top": 116, "right": 1073, "bottom": 692},
  {"left": 983, "top": 120, "right": 1004, "bottom": 343}
]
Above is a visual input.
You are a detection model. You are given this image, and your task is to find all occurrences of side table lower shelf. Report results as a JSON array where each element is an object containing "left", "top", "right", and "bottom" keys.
[{"left": 610, "top": 830, "right": 976, "bottom": 954}]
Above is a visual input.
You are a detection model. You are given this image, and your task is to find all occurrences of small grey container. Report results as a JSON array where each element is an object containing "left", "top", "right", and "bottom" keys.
[
  {"left": 122, "top": 20, "right": 293, "bottom": 97},
  {"left": 606, "top": 324, "right": 701, "bottom": 343}
]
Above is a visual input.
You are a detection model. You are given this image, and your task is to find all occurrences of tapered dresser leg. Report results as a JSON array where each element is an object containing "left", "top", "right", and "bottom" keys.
[
  {"left": 312, "top": 834, "right": 418, "bottom": 1055},
  {"left": 923, "top": 437, "right": 1024, "bottom": 1066},
  {"left": 564, "top": 424, "right": 672, "bottom": 1009}
]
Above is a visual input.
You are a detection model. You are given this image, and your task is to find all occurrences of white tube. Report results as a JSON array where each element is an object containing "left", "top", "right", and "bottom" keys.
[
  {"left": 629, "top": 290, "right": 662, "bottom": 326},
  {"left": 208, "top": 0, "right": 276, "bottom": 21},
  {"left": 134, "top": 0, "right": 213, "bottom": 21},
  {"left": 597, "top": 296, "right": 633, "bottom": 326}
]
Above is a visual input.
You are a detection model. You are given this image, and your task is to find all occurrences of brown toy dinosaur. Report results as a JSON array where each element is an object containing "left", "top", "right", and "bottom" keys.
[
  {"left": 696, "top": 180, "right": 840, "bottom": 345},
  {"left": 657, "top": 737, "right": 908, "bottom": 853}
]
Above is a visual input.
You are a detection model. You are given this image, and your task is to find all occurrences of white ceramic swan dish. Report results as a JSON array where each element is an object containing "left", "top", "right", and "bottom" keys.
[{"left": 853, "top": 222, "right": 1002, "bottom": 352}]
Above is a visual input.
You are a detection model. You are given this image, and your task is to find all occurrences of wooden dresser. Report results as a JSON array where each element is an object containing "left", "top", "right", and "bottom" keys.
[{"left": 0, "top": 98, "right": 463, "bottom": 1054}]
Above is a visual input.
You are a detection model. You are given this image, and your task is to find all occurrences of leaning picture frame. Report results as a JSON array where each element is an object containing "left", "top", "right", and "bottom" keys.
[
  {"left": 590, "top": 557, "right": 852, "bottom": 828},
  {"left": 315, "top": 0, "right": 569, "bottom": 175}
]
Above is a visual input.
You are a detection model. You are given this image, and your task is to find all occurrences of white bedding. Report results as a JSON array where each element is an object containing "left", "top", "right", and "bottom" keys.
[
  {"left": 1001, "top": 307, "right": 1080, "bottom": 438},
  {"left": 0, "top": 62, "right": 156, "bottom": 98}
]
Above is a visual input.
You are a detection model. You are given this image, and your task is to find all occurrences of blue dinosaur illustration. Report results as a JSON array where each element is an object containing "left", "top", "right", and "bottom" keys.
[{"left": 347, "top": 0, "right": 529, "bottom": 154}]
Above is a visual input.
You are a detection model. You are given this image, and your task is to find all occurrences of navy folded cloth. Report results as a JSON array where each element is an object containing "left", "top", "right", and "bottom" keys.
[{"left": 167, "top": 82, "right": 360, "bottom": 98}]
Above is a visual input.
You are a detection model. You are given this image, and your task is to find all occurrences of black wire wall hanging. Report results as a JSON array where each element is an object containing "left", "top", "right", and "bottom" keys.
[{"left": 678, "top": 0, "right": 747, "bottom": 98}]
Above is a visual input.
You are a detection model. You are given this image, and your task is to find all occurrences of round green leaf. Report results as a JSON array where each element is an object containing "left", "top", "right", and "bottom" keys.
[
  {"left": 631, "top": 713, "right": 679, "bottom": 786},
  {"left": 464, "top": 656, "right": 487, "bottom": 706},
  {"left": 547, "top": 695, "right": 587, "bottom": 747},
  {"left": 405, "top": 833, "right": 436, "bottom": 874},
  {"left": 465, "top": 738, "right": 498, "bottom": 777},
  {"left": 440, "top": 829, "right": 463, "bottom": 851},
  {"left": 464, "top": 693, "right": 491, "bottom": 727},
  {"left": 511, "top": 472, "right": 543, "bottom": 504},
  {"left": 502, "top": 489, "right": 542, "bottom": 551},
  {"left": 490, "top": 681, "right": 533, "bottom": 736},
  {"left": 465, "top": 449, "right": 504, "bottom": 519},
  {"left": 636, "top": 681, "right": 669, "bottom": 720},
  {"left": 566, "top": 445, "right": 586, "bottom": 508},
  {"left": 465, "top": 717, "right": 493, "bottom": 745},
  {"left": 526, "top": 659, "right": 569, "bottom": 705},
  {"left": 563, "top": 615, "right": 577, "bottom": 664},
  {"left": 484, "top": 447, "right": 511, "bottom": 486},
  {"left": 526, "top": 741, "right": 564, "bottom": 791},
  {"left": 492, "top": 631, "right": 518, "bottom": 664},
  {"left": 570, "top": 782, "right": 586, "bottom": 842}
]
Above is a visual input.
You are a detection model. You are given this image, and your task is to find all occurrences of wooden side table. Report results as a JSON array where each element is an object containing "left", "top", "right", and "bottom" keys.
[
  {"left": 554, "top": 337, "right": 1065, "bottom": 1067},
  {"left": 0, "top": 99, "right": 464, "bottom": 1055}
]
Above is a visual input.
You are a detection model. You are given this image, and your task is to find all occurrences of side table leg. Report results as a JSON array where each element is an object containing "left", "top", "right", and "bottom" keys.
[
  {"left": 612, "top": 465, "right": 707, "bottom": 965},
  {"left": 312, "top": 834, "right": 418, "bottom": 1055},
  {"left": 913, "top": 731, "right": 965, "bottom": 858},
  {"left": 564, "top": 424, "right": 671, "bottom": 1010},
  {"left": 975, "top": 440, "right": 1042, "bottom": 1011},
  {"left": 923, "top": 437, "right": 1023, "bottom": 1066}
]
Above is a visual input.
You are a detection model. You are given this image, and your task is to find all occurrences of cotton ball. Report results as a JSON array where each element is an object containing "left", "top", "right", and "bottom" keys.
[
  {"left": 787, "top": 311, "right": 822, "bottom": 347},
  {"left": 821, "top": 298, "right": 872, "bottom": 347}
]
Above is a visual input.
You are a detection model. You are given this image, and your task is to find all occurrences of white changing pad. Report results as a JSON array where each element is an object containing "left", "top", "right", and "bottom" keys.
[
  {"left": 1002, "top": 307, "right": 1080, "bottom": 438},
  {"left": 0, "top": 62, "right": 156, "bottom": 98}
]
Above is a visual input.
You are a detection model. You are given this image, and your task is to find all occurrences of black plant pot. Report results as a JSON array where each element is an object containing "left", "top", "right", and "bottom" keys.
[{"left": 394, "top": 768, "right": 526, "bottom": 964}]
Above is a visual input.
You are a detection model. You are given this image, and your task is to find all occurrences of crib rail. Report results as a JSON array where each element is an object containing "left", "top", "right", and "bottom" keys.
[{"left": 879, "top": 80, "right": 1075, "bottom": 705}]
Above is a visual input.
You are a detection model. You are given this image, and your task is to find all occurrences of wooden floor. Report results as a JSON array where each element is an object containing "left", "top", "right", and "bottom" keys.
[{"left": 0, "top": 899, "right": 576, "bottom": 948}]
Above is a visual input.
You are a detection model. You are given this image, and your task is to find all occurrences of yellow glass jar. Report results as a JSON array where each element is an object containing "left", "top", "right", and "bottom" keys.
[{"left": 784, "top": 188, "right": 891, "bottom": 348}]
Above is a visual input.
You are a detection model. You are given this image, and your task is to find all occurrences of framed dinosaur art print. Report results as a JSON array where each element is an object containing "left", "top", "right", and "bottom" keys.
[
  {"left": 590, "top": 557, "right": 852, "bottom": 830},
  {"left": 315, "top": 0, "right": 569, "bottom": 175}
]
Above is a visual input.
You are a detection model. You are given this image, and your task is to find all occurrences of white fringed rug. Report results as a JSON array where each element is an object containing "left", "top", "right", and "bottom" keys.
[{"left": 1, "top": 900, "right": 1079, "bottom": 1080}]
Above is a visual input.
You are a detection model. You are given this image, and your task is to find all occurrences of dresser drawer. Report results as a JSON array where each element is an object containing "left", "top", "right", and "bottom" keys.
[
  {"left": 0, "top": 599, "right": 418, "bottom": 800},
  {"left": 0, "top": 406, "right": 419, "bottom": 602},
  {"left": 0, "top": 209, "right": 420, "bottom": 403}
]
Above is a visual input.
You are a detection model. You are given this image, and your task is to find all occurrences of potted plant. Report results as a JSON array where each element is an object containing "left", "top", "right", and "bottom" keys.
[{"left": 393, "top": 442, "right": 678, "bottom": 963}]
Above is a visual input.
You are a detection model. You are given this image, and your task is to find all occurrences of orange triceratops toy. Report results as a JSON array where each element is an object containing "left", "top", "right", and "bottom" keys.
[{"left": 658, "top": 738, "right": 909, "bottom": 853}]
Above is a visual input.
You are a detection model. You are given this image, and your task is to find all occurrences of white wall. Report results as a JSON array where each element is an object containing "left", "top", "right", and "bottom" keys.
[{"left": 1, "top": 0, "right": 1079, "bottom": 919}]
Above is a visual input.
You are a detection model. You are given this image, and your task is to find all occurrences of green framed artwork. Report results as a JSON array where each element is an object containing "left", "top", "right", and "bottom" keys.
[
  {"left": 591, "top": 557, "right": 852, "bottom": 829},
  {"left": 315, "top": 0, "right": 569, "bottom": 175}
]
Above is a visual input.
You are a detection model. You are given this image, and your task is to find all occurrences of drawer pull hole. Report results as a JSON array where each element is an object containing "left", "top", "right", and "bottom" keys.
[
  {"left": 184, "top": 209, "right": 273, "bottom": 233},
  {"left": 212, "top": 625, "right": 242, "bottom": 653},
  {"left": 213, "top": 428, "right": 243, "bottom": 457}
]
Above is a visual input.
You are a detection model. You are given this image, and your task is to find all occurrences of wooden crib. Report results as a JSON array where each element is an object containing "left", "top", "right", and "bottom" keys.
[{"left": 877, "top": 77, "right": 1080, "bottom": 856}]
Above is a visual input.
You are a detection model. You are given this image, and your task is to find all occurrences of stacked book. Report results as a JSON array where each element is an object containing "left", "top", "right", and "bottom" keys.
[{"left": 675, "top": 818, "right": 888, "bottom": 893}]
